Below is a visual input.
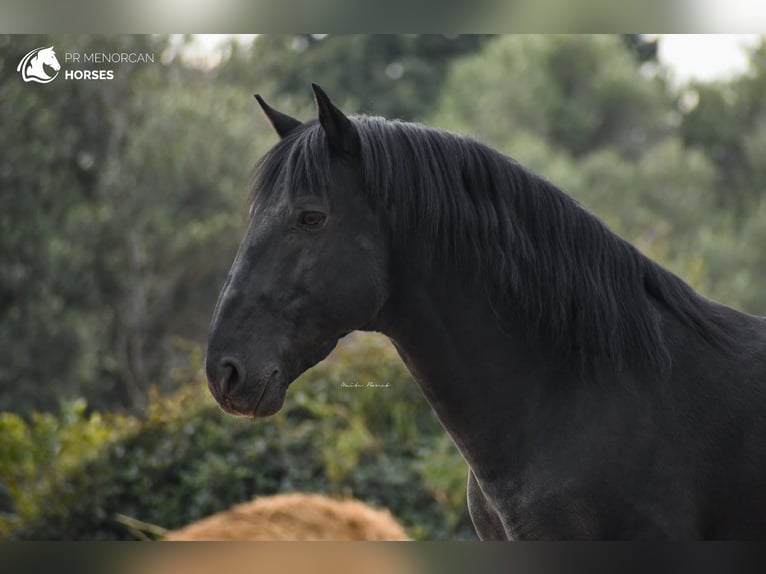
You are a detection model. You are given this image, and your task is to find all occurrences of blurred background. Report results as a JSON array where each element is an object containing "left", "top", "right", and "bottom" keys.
[{"left": 1, "top": 34, "right": 765, "bottom": 541}]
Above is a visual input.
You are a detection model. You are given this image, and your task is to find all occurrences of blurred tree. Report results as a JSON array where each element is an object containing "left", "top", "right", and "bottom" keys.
[
  {"left": 83, "top": 81, "right": 266, "bottom": 414},
  {"left": 217, "top": 34, "right": 493, "bottom": 121},
  {"left": 677, "top": 38, "right": 766, "bottom": 314},
  {"left": 434, "top": 35, "right": 673, "bottom": 159},
  {"left": 622, "top": 34, "right": 659, "bottom": 63},
  {"left": 0, "top": 34, "right": 170, "bottom": 414},
  {"left": 680, "top": 40, "right": 766, "bottom": 211},
  {"left": 0, "top": 35, "right": 271, "bottom": 415}
]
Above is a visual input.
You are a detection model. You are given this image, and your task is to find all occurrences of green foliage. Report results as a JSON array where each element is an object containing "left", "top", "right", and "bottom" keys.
[
  {"left": 0, "top": 399, "right": 132, "bottom": 536},
  {"left": 680, "top": 41, "right": 766, "bottom": 209},
  {"left": 675, "top": 39, "right": 766, "bottom": 314},
  {"left": 225, "top": 34, "right": 493, "bottom": 121},
  {"left": 81, "top": 78, "right": 269, "bottom": 413},
  {"left": 413, "top": 433, "right": 469, "bottom": 529},
  {"left": 7, "top": 335, "right": 473, "bottom": 540},
  {"left": 433, "top": 35, "right": 671, "bottom": 159}
]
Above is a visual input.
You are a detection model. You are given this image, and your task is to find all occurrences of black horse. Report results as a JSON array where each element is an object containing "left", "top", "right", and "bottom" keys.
[{"left": 206, "top": 84, "right": 766, "bottom": 540}]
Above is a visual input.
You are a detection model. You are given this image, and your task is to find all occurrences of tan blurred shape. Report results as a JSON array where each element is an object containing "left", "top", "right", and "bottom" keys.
[
  {"left": 129, "top": 543, "right": 421, "bottom": 574},
  {"left": 162, "top": 492, "right": 410, "bottom": 541}
]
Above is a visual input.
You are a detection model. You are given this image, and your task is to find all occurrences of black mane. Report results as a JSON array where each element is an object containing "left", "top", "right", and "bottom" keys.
[{"left": 252, "top": 115, "right": 728, "bottom": 376}]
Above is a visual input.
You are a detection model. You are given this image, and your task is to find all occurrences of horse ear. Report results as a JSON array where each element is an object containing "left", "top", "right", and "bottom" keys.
[
  {"left": 254, "top": 94, "right": 302, "bottom": 139},
  {"left": 311, "top": 83, "right": 359, "bottom": 155}
]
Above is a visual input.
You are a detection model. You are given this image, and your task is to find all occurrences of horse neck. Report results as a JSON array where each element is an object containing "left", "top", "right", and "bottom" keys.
[{"left": 375, "top": 264, "right": 559, "bottom": 480}]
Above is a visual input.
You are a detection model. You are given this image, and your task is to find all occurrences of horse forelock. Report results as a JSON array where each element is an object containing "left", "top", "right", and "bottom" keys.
[{"left": 249, "top": 120, "right": 333, "bottom": 212}]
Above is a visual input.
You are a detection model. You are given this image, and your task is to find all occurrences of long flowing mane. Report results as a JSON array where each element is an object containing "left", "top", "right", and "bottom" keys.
[{"left": 252, "top": 115, "right": 729, "bottom": 377}]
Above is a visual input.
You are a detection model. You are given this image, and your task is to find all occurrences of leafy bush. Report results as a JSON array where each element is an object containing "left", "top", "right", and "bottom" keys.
[
  {"left": 0, "top": 399, "right": 133, "bottom": 536},
  {"left": 7, "top": 334, "right": 475, "bottom": 540}
]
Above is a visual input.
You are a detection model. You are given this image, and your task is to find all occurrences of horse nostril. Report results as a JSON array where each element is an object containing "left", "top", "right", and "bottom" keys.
[{"left": 219, "top": 357, "right": 246, "bottom": 396}]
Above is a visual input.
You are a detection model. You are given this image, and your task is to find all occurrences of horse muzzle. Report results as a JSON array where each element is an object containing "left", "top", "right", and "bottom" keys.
[{"left": 205, "top": 355, "right": 286, "bottom": 417}]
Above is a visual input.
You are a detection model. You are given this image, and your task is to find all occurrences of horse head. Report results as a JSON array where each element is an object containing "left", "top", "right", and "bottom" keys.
[
  {"left": 37, "top": 47, "right": 61, "bottom": 72},
  {"left": 205, "top": 85, "right": 389, "bottom": 417}
]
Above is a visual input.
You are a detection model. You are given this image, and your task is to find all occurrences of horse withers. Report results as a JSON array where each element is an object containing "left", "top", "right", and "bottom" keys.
[{"left": 205, "top": 84, "right": 766, "bottom": 540}]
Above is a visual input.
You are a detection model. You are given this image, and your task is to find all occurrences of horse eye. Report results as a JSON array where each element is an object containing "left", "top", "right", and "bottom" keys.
[{"left": 298, "top": 211, "right": 327, "bottom": 228}]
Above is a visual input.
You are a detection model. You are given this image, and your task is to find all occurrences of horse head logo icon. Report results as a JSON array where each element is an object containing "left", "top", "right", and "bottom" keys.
[{"left": 17, "top": 46, "right": 61, "bottom": 84}]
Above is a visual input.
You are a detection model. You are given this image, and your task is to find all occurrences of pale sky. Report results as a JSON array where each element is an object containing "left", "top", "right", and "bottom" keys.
[
  {"left": 658, "top": 34, "right": 760, "bottom": 84},
  {"left": 183, "top": 34, "right": 762, "bottom": 86}
]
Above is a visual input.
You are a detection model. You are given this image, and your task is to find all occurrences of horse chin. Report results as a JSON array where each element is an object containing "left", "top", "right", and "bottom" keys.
[
  {"left": 221, "top": 378, "right": 287, "bottom": 419},
  {"left": 249, "top": 337, "right": 341, "bottom": 417},
  {"left": 249, "top": 381, "right": 288, "bottom": 417}
]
